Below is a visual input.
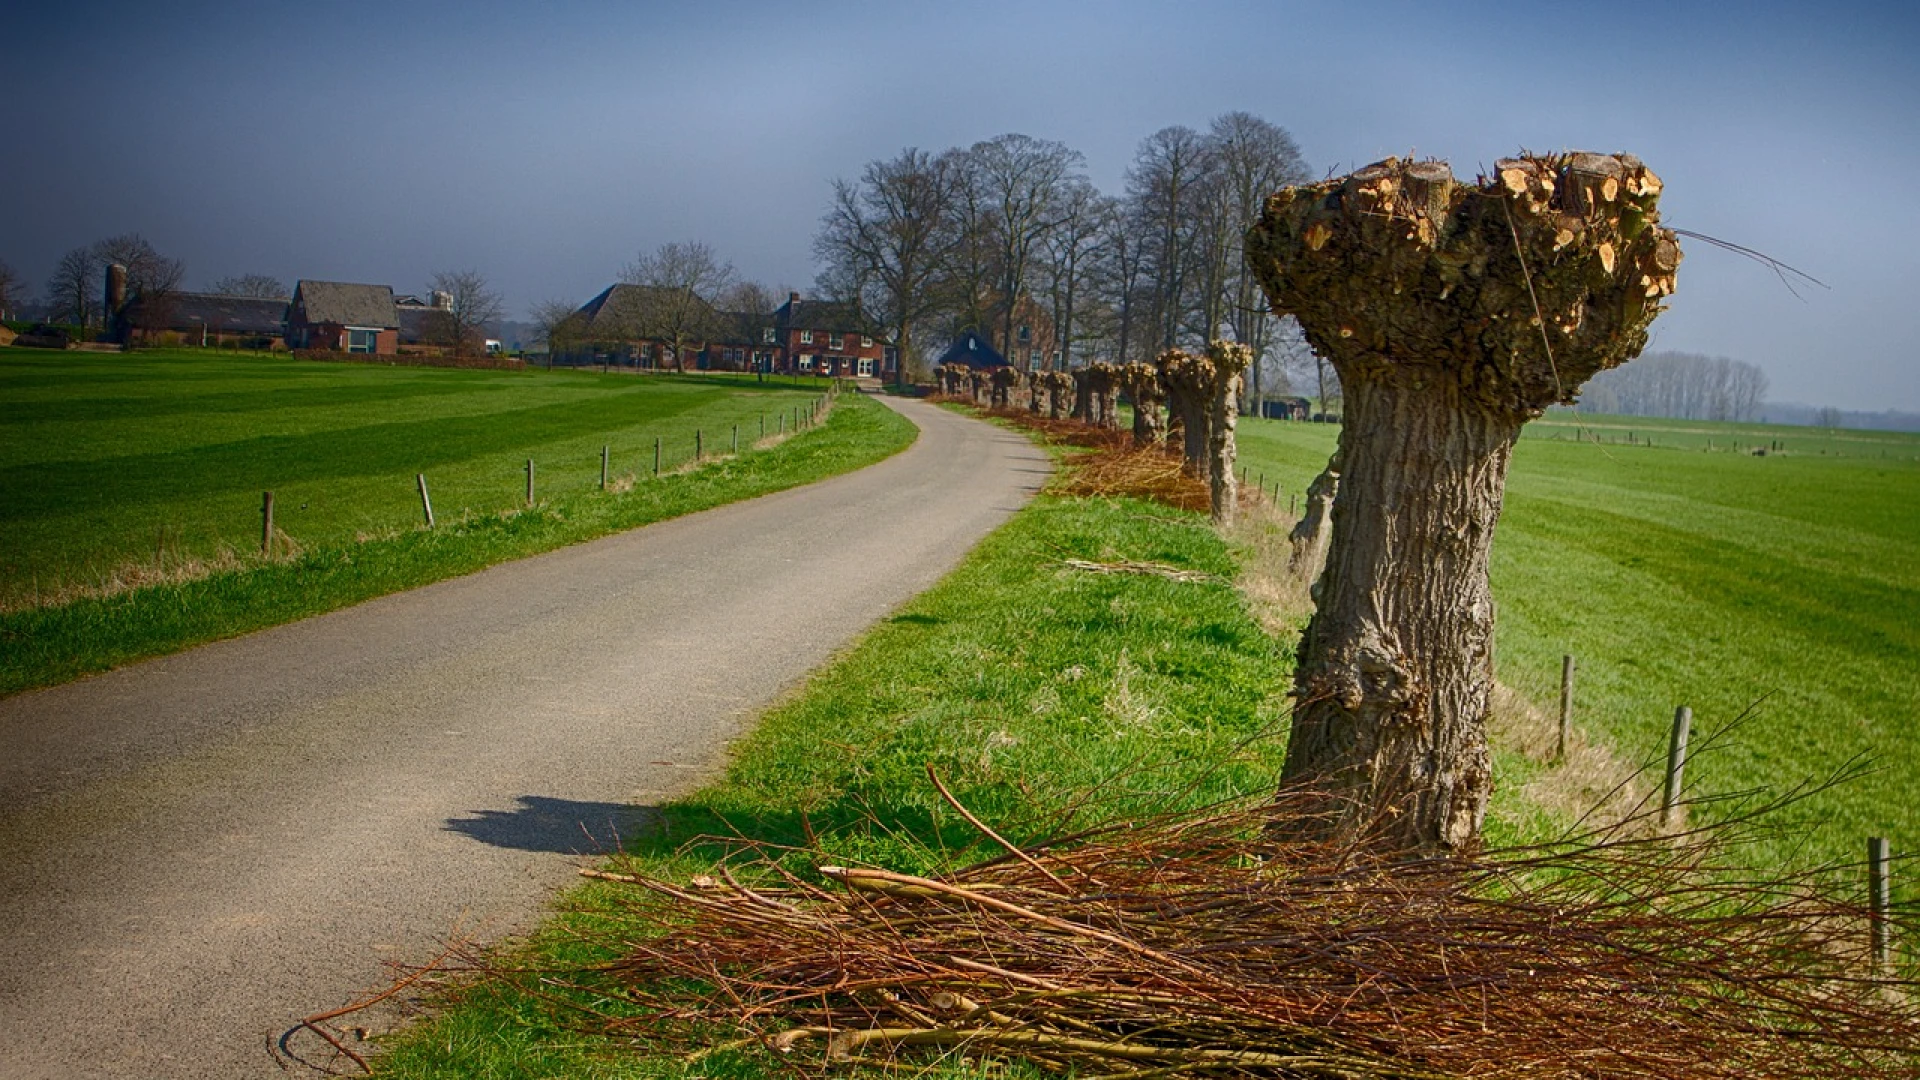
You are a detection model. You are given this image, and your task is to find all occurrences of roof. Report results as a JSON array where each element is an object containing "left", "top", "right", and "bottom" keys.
[
  {"left": 776, "top": 295, "right": 871, "bottom": 336},
  {"left": 398, "top": 305, "right": 453, "bottom": 345},
  {"left": 569, "top": 283, "right": 712, "bottom": 339},
  {"left": 124, "top": 292, "right": 289, "bottom": 336},
  {"left": 937, "top": 331, "right": 1009, "bottom": 369},
  {"left": 293, "top": 280, "right": 398, "bottom": 329}
]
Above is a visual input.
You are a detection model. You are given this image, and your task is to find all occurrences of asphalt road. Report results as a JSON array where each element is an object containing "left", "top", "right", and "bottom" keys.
[{"left": 0, "top": 394, "right": 1049, "bottom": 1078}]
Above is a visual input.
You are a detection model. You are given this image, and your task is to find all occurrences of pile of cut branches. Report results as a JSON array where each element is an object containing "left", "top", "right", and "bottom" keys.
[
  {"left": 1054, "top": 445, "right": 1210, "bottom": 512},
  {"left": 561, "top": 783, "right": 1920, "bottom": 1080}
]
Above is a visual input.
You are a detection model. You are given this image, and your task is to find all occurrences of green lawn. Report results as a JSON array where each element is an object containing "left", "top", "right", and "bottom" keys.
[
  {"left": 0, "top": 348, "right": 914, "bottom": 695},
  {"left": 1236, "top": 412, "right": 1920, "bottom": 870}
]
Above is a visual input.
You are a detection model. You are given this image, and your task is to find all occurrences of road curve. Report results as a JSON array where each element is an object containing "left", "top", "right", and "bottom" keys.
[{"left": 0, "top": 395, "right": 1050, "bottom": 1078}]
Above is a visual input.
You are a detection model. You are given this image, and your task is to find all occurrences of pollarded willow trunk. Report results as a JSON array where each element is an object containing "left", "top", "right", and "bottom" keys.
[
  {"left": 1287, "top": 451, "right": 1341, "bottom": 578},
  {"left": 1117, "top": 361, "right": 1166, "bottom": 447},
  {"left": 1205, "top": 342, "right": 1251, "bottom": 525},
  {"left": 1047, "top": 372, "right": 1074, "bottom": 420},
  {"left": 1086, "top": 362, "right": 1122, "bottom": 430},
  {"left": 991, "top": 367, "right": 1019, "bottom": 410},
  {"left": 1157, "top": 350, "right": 1212, "bottom": 472},
  {"left": 1069, "top": 369, "right": 1094, "bottom": 423},
  {"left": 1247, "top": 152, "right": 1680, "bottom": 855}
]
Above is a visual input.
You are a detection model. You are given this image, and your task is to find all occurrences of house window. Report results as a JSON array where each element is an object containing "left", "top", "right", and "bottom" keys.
[
  {"left": 1031, "top": 350, "right": 1041, "bottom": 366},
  {"left": 1018, "top": 325, "right": 1031, "bottom": 342},
  {"left": 762, "top": 327, "right": 775, "bottom": 344},
  {"left": 1052, "top": 350, "right": 1062, "bottom": 365},
  {"left": 347, "top": 328, "right": 378, "bottom": 353},
  {"left": 829, "top": 333, "right": 842, "bottom": 350},
  {"left": 861, "top": 335, "right": 874, "bottom": 348},
  {"left": 800, "top": 330, "right": 813, "bottom": 345},
  {"left": 799, "top": 354, "right": 814, "bottom": 370},
  {"left": 857, "top": 357, "right": 874, "bottom": 377}
]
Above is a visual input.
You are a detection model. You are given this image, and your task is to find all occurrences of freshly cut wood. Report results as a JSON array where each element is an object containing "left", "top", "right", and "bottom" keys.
[{"left": 1247, "top": 151, "right": 1680, "bottom": 854}]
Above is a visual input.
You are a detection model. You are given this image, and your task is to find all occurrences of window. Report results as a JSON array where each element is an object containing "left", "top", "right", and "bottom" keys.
[
  {"left": 762, "top": 327, "right": 775, "bottom": 344},
  {"left": 1018, "top": 325, "right": 1031, "bottom": 342},
  {"left": 861, "top": 335, "right": 873, "bottom": 348},
  {"left": 857, "top": 357, "right": 875, "bottom": 377},
  {"left": 1031, "top": 350, "right": 1041, "bottom": 366},
  {"left": 347, "top": 328, "right": 378, "bottom": 353},
  {"left": 1052, "top": 350, "right": 1062, "bottom": 365},
  {"left": 799, "top": 354, "right": 814, "bottom": 370},
  {"left": 800, "top": 330, "right": 813, "bottom": 344},
  {"left": 829, "top": 333, "right": 842, "bottom": 350}
]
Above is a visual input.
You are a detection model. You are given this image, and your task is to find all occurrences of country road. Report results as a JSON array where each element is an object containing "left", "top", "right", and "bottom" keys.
[{"left": 0, "top": 395, "right": 1050, "bottom": 1078}]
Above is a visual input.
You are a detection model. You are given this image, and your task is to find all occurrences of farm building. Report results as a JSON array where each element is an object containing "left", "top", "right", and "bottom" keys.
[
  {"left": 118, "top": 292, "right": 289, "bottom": 348},
  {"left": 1258, "top": 396, "right": 1313, "bottom": 421},
  {"left": 287, "top": 280, "right": 399, "bottom": 355},
  {"left": 553, "top": 286, "right": 893, "bottom": 378},
  {"left": 935, "top": 331, "right": 1010, "bottom": 369}
]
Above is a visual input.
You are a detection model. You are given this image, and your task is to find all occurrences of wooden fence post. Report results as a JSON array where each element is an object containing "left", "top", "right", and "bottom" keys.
[
  {"left": 1871, "top": 836, "right": 1893, "bottom": 975},
  {"left": 601, "top": 445, "right": 609, "bottom": 490},
  {"left": 654, "top": 437, "right": 662, "bottom": 477},
  {"left": 732, "top": 424, "right": 738, "bottom": 454},
  {"left": 1662, "top": 705, "right": 1692, "bottom": 831},
  {"left": 526, "top": 459, "right": 535, "bottom": 506},
  {"left": 417, "top": 473, "right": 435, "bottom": 528},
  {"left": 261, "top": 491, "right": 274, "bottom": 556},
  {"left": 1557, "top": 654, "right": 1575, "bottom": 759},
  {"left": 696, "top": 429, "right": 703, "bottom": 461}
]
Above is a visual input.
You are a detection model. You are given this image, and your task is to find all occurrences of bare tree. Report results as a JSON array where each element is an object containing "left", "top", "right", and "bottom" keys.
[
  {"left": 46, "top": 246, "right": 102, "bottom": 327},
  {"left": 814, "top": 147, "right": 958, "bottom": 384},
  {"left": 429, "top": 269, "right": 505, "bottom": 357},
  {"left": 211, "top": 274, "right": 289, "bottom": 298},
  {"left": 1205, "top": 112, "right": 1311, "bottom": 406},
  {"left": 1126, "top": 126, "right": 1215, "bottom": 352},
  {"left": 1575, "top": 351, "right": 1769, "bottom": 421},
  {"left": 0, "top": 259, "right": 21, "bottom": 321},
  {"left": 94, "top": 234, "right": 184, "bottom": 303},
  {"left": 1039, "top": 179, "right": 1112, "bottom": 369},
  {"left": 529, "top": 298, "right": 581, "bottom": 368},
  {"left": 620, "top": 241, "right": 735, "bottom": 372},
  {"left": 967, "top": 134, "right": 1086, "bottom": 367}
]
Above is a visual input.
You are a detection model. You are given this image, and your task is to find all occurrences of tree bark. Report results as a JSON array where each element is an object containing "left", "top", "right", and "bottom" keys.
[{"left": 1247, "top": 152, "right": 1680, "bottom": 855}]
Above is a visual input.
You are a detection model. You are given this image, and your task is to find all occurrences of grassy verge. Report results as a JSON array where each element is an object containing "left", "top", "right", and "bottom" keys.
[
  {"left": 1235, "top": 412, "right": 1920, "bottom": 871},
  {"left": 371, "top": 491, "right": 1295, "bottom": 1078},
  {"left": 0, "top": 389, "right": 914, "bottom": 696}
]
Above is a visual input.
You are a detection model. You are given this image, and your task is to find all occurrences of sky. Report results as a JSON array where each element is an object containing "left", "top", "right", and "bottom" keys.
[{"left": 7, "top": 0, "right": 1917, "bottom": 411}]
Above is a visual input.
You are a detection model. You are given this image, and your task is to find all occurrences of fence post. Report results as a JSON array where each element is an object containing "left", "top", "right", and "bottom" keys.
[
  {"left": 760, "top": 413, "right": 766, "bottom": 438},
  {"left": 1662, "top": 705, "right": 1692, "bottom": 831},
  {"left": 1557, "top": 654, "right": 1575, "bottom": 759},
  {"left": 696, "top": 429, "right": 703, "bottom": 461},
  {"left": 261, "top": 491, "right": 274, "bottom": 556},
  {"left": 654, "top": 437, "right": 662, "bottom": 477},
  {"left": 526, "top": 459, "right": 535, "bottom": 506},
  {"left": 1871, "top": 837, "right": 1893, "bottom": 976},
  {"left": 732, "top": 424, "right": 738, "bottom": 454},
  {"left": 601, "top": 445, "right": 609, "bottom": 491},
  {"left": 417, "top": 473, "right": 435, "bottom": 528}
]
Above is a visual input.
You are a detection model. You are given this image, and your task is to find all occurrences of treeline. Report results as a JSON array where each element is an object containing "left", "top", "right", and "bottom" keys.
[
  {"left": 1573, "top": 351, "right": 1769, "bottom": 422},
  {"left": 812, "top": 114, "right": 1320, "bottom": 398}
]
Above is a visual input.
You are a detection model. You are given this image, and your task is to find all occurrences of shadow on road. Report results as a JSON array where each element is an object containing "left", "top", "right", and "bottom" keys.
[{"left": 445, "top": 796, "right": 659, "bottom": 854}]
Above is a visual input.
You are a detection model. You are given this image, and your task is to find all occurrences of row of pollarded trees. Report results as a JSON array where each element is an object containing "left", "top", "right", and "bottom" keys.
[
  {"left": 936, "top": 340, "right": 1256, "bottom": 525},
  {"left": 814, "top": 114, "right": 1312, "bottom": 401}
]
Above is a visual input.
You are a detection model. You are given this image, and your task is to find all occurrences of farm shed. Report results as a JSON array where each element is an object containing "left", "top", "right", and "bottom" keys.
[{"left": 288, "top": 280, "right": 399, "bottom": 355}]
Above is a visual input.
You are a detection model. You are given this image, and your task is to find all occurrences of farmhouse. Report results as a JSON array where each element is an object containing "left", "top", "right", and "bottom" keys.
[
  {"left": 555, "top": 286, "right": 894, "bottom": 378},
  {"left": 287, "top": 280, "right": 399, "bottom": 355}
]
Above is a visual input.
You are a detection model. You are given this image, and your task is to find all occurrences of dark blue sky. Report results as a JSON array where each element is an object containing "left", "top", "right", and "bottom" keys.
[{"left": 9, "top": 0, "right": 1916, "bottom": 410}]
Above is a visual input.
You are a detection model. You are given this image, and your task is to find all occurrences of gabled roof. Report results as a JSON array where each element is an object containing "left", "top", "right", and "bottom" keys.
[
  {"left": 776, "top": 294, "right": 870, "bottom": 336},
  {"left": 714, "top": 308, "right": 776, "bottom": 347},
  {"left": 126, "top": 292, "right": 289, "bottom": 336},
  {"left": 569, "top": 283, "right": 714, "bottom": 339},
  {"left": 293, "top": 280, "right": 398, "bottom": 329},
  {"left": 937, "top": 331, "right": 1009, "bottom": 369}
]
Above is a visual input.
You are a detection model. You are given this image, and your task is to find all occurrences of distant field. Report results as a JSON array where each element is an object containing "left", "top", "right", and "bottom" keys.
[
  {"left": 1237, "top": 411, "right": 1920, "bottom": 870},
  {"left": 0, "top": 349, "right": 832, "bottom": 609}
]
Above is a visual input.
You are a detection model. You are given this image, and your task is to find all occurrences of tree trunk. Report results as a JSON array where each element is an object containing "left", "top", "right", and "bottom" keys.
[
  {"left": 1247, "top": 152, "right": 1681, "bottom": 856},
  {"left": 1207, "top": 369, "right": 1241, "bottom": 525},
  {"left": 1279, "top": 378, "right": 1517, "bottom": 851},
  {"left": 1287, "top": 450, "right": 1340, "bottom": 577}
]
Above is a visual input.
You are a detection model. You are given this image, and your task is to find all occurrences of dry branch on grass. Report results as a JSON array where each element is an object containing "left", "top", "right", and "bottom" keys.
[
  {"left": 1061, "top": 558, "right": 1218, "bottom": 584},
  {"left": 536, "top": 781, "right": 1920, "bottom": 1080}
]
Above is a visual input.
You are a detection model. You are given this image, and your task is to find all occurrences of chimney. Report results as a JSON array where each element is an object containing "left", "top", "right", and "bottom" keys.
[{"left": 788, "top": 291, "right": 801, "bottom": 306}]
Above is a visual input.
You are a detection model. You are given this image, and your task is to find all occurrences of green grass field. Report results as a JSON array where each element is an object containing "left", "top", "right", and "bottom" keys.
[
  {"left": 368, "top": 408, "right": 1920, "bottom": 1077},
  {"left": 0, "top": 349, "right": 845, "bottom": 608},
  {"left": 1236, "top": 411, "right": 1920, "bottom": 870},
  {"left": 0, "top": 348, "right": 915, "bottom": 695}
]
